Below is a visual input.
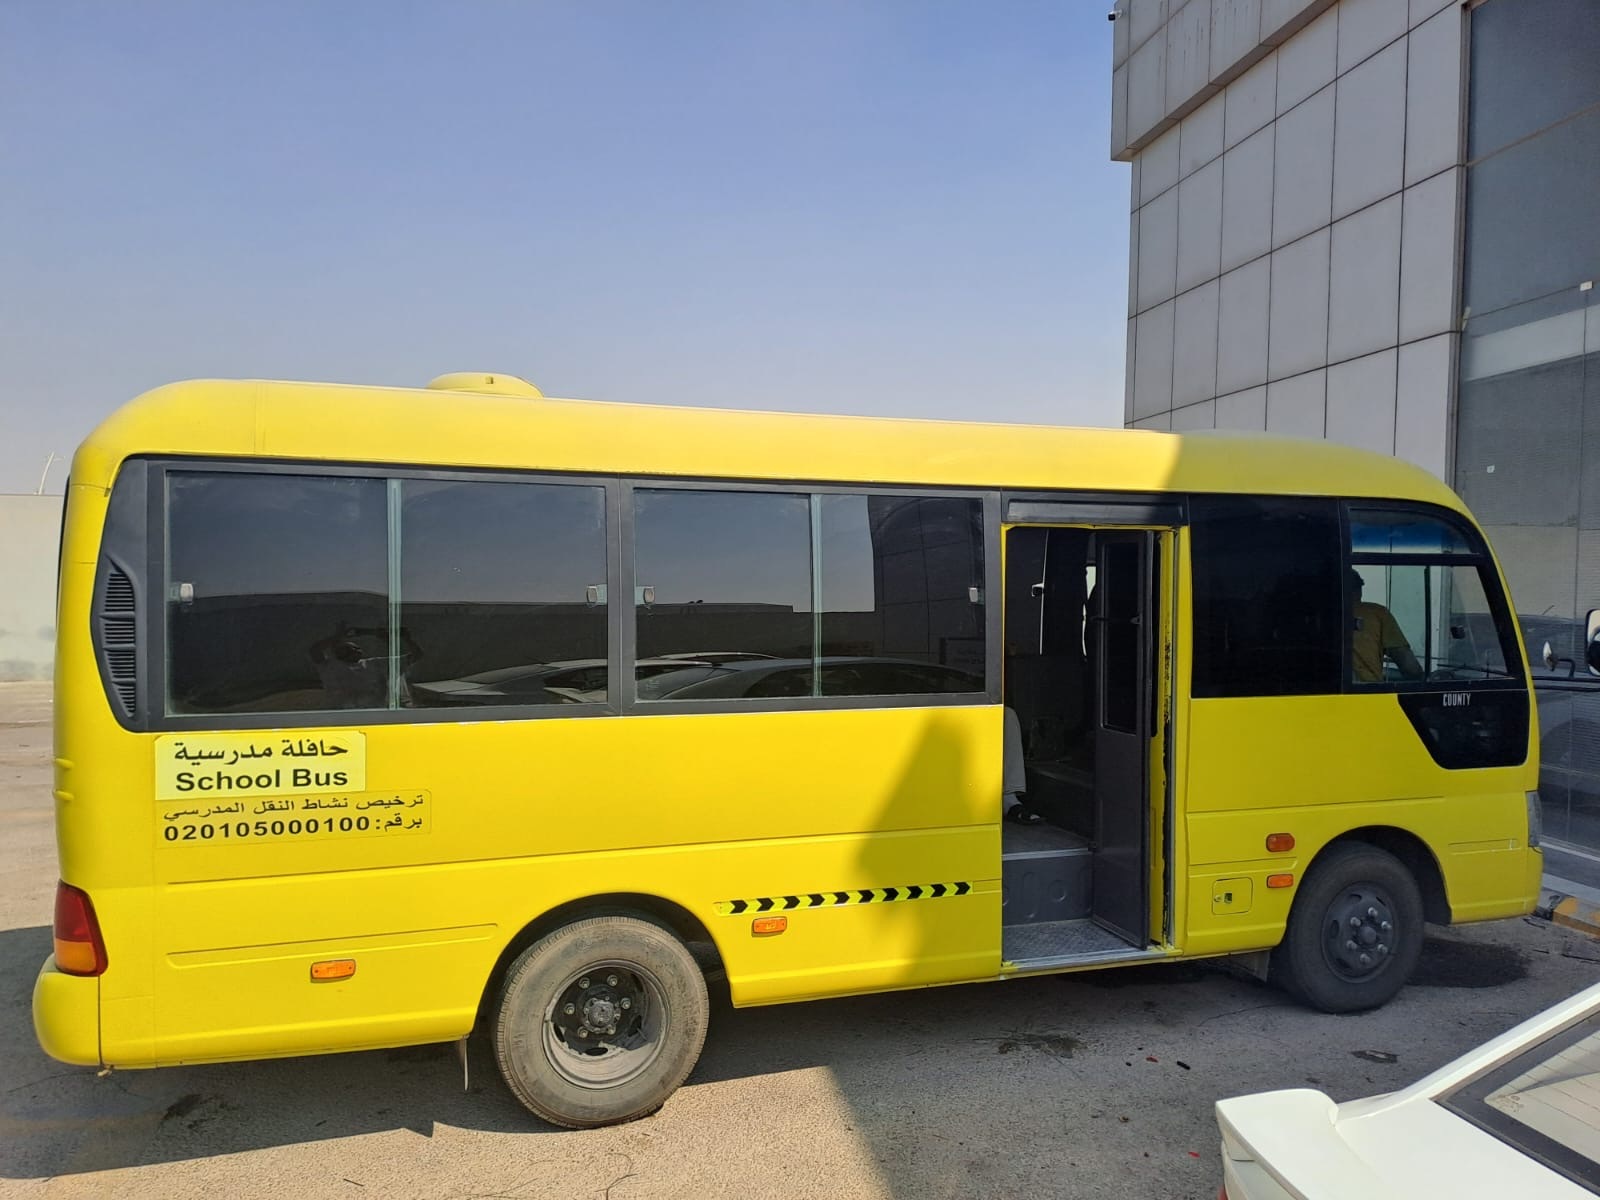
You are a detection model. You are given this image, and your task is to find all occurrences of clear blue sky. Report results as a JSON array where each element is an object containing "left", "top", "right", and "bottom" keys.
[{"left": 0, "top": 1, "right": 1129, "bottom": 495}]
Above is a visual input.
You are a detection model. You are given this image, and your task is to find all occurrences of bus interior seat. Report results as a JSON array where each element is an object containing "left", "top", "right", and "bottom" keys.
[
  {"left": 1005, "top": 652, "right": 1095, "bottom": 836},
  {"left": 1003, "top": 525, "right": 1097, "bottom": 838},
  {"left": 1006, "top": 653, "right": 1082, "bottom": 759}
]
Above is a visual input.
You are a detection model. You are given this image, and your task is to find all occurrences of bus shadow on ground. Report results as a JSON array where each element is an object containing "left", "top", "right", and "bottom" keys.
[
  {"left": 0, "top": 921, "right": 1555, "bottom": 1189},
  {"left": 0, "top": 923, "right": 536, "bottom": 1179},
  {"left": 0, "top": 912, "right": 1264, "bottom": 1180}
]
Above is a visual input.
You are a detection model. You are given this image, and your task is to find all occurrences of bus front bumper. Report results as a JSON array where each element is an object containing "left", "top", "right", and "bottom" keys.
[{"left": 32, "top": 956, "right": 100, "bottom": 1066}]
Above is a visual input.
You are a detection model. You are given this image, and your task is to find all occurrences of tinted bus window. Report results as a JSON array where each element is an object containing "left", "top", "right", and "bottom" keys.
[
  {"left": 1348, "top": 507, "right": 1522, "bottom": 687},
  {"left": 401, "top": 479, "right": 608, "bottom": 708},
  {"left": 1346, "top": 562, "right": 1513, "bottom": 684},
  {"left": 1190, "top": 497, "right": 1342, "bottom": 698},
  {"left": 166, "top": 472, "right": 388, "bottom": 713},
  {"left": 632, "top": 489, "right": 812, "bottom": 696},
  {"left": 818, "top": 494, "right": 985, "bottom": 695}
]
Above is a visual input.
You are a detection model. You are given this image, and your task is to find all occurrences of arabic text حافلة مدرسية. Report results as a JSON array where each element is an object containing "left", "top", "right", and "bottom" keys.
[
  {"left": 169, "top": 738, "right": 350, "bottom": 763},
  {"left": 279, "top": 739, "right": 350, "bottom": 759}
]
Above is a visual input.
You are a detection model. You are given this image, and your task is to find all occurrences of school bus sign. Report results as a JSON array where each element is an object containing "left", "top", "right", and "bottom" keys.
[{"left": 154, "top": 732, "right": 367, "bottom": 799}]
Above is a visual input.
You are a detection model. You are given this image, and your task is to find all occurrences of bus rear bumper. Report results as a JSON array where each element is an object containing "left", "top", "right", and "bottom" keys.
[
  {"left": 32, "top": 957, "right": 100, "bottom": 1066},
  {"left": 1446, "top": 845, "right": 1543, "bottom": 924},
  {"left": 1526, "top": 846, "right": 1546, "bottom": 910}
]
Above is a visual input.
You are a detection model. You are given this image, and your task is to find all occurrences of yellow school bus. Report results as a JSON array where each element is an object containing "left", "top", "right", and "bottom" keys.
[{"left": 34, "top": 372, "right": 1543, "bottom": 1127}]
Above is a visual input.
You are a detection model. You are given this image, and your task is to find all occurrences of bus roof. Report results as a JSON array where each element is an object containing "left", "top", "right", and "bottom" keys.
[{"left": 72, "top": 377, "right": 1465, "bottom": 511}]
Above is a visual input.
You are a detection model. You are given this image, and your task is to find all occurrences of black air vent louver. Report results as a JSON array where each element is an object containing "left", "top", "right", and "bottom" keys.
[{"left": 100, "top": 565, "right": 138, "bottom": 715}]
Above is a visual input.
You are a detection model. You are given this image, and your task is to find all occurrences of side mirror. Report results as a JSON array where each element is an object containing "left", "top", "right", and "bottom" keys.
[{"left": 1589, "top": 609, "right": 1600, "bottom": 677}]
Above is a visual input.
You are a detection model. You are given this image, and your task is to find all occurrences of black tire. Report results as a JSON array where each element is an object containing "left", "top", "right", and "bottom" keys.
[
  {"left": 1271, "top": 843, "right": 1424, "bottom": 1014},
  {"left": 494, "top": 916, "right": 709, "bottom": 1128}
]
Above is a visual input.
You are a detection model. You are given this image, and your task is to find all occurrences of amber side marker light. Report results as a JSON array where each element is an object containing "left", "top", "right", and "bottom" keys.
[
  {"left": 310, "top": 959, "right": 357, "bottom": 982},
  {"left": 1265, "top": 833, "right": 1295, "bottom": 852},
  {"left": 751, "top": 916, "right": 788, "bottom": 936},
  {"left": 53, "top": 880, "right": 109, "bottom": 977},
  {"left": 1266, "top": 874, "right": 1295, "bottom": 889}
]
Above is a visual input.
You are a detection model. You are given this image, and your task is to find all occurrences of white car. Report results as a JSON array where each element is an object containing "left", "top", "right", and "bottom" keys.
[{"left": 1217, "top": 980, "right": 1600, "bottom": 1198}]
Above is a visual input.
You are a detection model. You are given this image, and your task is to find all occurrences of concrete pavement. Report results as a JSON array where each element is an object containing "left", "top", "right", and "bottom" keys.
[{"left": 5, "top": 680, "right": 1600, "bottom": 1199}]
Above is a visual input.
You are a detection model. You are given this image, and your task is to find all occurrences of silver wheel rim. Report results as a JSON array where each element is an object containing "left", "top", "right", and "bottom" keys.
[{"left": 542, "top": 958, "right": 668, "bottom": 1089}]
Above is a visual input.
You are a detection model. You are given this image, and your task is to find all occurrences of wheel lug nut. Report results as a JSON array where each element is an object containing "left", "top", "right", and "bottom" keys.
[
  {"left": 1349, "top": 917, "right": 1362, "bottom": 928},
  {"left": 1359, "top": 953, "right": 1372, "bottom": 966},
  {"left": 1367, "top": 907, "right": 1378, "bottom": 919},
  {"left": 576, "top": 1028, "right": 587, "bottom": 1038},
  {"left": 1378, "top": 944, "right": 1389, "bottom": 955},
  {"left": 607, "top": 974, "right": 618, "bottom": 986},
  {"left": 564, "top": 1003, "right": 576, "bottom": 1016},
  {"left": 1346, "top": 939, "right": 1358, "bottom": 951},
  {"left": 607, "top": 1025, "right": 617, "bottom": 1035},
  {"left": 579, "top": 977, "right": 590, "bottom": 988},
  {"left": 621, "top": 998, "right": 632, "bottom": 1010},
  {"left": 1380, "top": 921, "right": 1391, "bottom": 932}
]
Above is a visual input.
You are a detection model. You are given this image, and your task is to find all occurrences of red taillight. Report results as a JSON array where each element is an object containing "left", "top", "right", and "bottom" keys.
[
  {"left": 1217, "top": 1188, "right": 1228, "bottom": 1200},
  {"left": 53, "top": 881, "right": 108, "bottom": 977}
]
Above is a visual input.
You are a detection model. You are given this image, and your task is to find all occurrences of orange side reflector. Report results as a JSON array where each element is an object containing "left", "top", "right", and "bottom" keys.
[
  {"left": 310, "top": 959, "right": 356, "bottom": 981},
  {"left": 1265, "top": 833, "right": 1295, "bottom": 852},
  {"left": 1266, "top": 874, "right": 1295, "bottom": 889},
  {"left": 751, "top": 916, "right": 788, "bottom": 936}
]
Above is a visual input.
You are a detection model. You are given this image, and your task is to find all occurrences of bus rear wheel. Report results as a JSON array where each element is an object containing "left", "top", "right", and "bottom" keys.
[
  {"left": 1272, "top": 843, "right": 1423, "bottom": 1014},
  {"left": 493, "top": 915, "right": 709, "bottom": 1128}
]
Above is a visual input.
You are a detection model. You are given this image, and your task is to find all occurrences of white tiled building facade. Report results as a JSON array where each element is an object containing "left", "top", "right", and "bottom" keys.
[
  {"left": 1112, "top": 0, "right": 1600, "bottom": 848},
  {"left": 1114, "top": 0, "right": 1462, "bottom": 480}
]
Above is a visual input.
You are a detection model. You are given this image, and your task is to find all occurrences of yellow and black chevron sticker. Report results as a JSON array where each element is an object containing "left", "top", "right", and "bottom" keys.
[{"left": 715, "top": 881, "right": 971, "bottom": 916}]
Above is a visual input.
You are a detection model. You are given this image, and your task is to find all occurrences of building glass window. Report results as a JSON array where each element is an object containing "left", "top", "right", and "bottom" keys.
[
  {"left": 1464, "top": 106, "right": 1600, "bottom": 319},
  {"left": 1468, "top": 0, "right": 1600, "bottom": 159},
  {"left": 1463, "top": 0, "right": 1600, "bottom": 840}
]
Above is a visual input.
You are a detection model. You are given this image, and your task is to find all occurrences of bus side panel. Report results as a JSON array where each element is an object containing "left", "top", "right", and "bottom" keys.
[
  {"left": 136, "top": 705, "right": 1000, "bottom": 1065},
  {"left": 51, "top": 481, "right": 161, "bottom": 1064},
  {"left": 1178, "top": 694, "right": 1538, "bottom": 959}
]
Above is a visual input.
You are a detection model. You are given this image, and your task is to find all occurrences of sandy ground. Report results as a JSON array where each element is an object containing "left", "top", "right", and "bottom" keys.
[{"left": 2, "top": 679, "right": 1597, "bottom": 1199}]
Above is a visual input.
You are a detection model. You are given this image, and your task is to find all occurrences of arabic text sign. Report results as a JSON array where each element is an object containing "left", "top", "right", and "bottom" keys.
[
  {"left": 158, "top": 790, "right": 430, "bottom": 846},
  {"left": 155, "top": 732, "right": 367, "bottom": 800}
]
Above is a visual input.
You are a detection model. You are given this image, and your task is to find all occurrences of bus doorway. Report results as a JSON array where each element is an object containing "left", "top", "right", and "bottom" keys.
[{"left": 1001, "top": 523, "right": 1165, "bottom": 966}]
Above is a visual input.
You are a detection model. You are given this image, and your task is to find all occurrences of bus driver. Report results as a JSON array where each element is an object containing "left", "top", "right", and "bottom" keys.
[{"left": 1349, "top": 569, "right": 1423, "bottom": 684}]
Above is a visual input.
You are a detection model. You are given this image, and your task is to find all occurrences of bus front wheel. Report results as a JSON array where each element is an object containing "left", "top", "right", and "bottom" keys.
[
  {"left": 493, "top": 915, "right": 710, "bottom": 1128},
  {"left": 1272, "top": 843, "right": 1424, "bottom": 1014}
]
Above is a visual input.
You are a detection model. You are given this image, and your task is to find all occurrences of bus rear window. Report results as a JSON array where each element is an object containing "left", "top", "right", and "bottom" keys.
[{"left": 166, "top": 473, "right": 390, "bottom": 714}]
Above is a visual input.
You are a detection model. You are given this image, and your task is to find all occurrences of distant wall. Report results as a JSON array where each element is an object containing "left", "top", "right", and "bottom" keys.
[{"left": 0, "top": 495, "right": 62, "bottom": 680}]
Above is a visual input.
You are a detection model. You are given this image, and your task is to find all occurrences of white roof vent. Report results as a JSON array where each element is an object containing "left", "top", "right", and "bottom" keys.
[{"left": 425, "top": 372, "right": 543, "bottom": 399}]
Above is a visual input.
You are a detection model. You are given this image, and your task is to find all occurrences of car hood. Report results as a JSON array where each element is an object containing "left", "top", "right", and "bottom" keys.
[{"left": 1218, "top": 1087, "right": 1591, "bottom": 1199}]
